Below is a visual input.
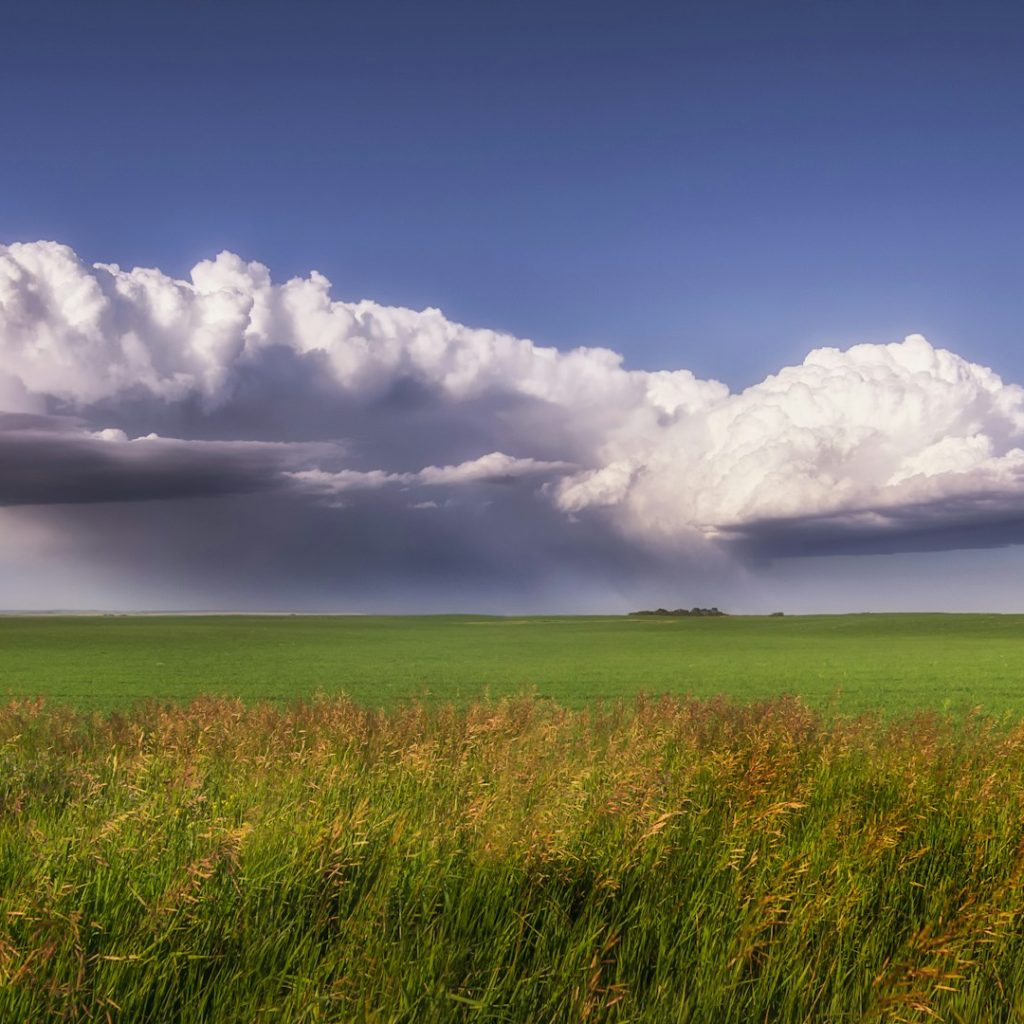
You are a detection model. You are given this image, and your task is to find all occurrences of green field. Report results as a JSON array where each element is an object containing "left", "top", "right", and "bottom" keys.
[
  {"left": 3, "top": 612, "right": 1024, "bottom": 713},
  {"left": 8, "top": 613, "right": 1024, "bottom": 1021}
]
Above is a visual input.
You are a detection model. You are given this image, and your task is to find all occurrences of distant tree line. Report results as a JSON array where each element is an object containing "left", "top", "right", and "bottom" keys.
[{"left": 629, "top": 607, "right": 726, "bottom": 617}]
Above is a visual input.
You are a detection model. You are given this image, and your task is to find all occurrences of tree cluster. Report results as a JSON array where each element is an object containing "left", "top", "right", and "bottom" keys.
[{"left": 629, "top": 607, "right": 726, "bottom": 617}]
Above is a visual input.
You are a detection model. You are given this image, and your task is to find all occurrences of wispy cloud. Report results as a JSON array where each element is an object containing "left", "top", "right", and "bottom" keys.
[{"left": 289, "top": 452, "right": 575, "bottom": 496}]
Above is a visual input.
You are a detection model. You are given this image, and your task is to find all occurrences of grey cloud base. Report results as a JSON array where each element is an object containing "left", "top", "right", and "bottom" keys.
[
  {"left": 0, "top": 414, "right": 323, "bottom": 507},
  {"left": 2, "top": 240, "right": 1024, "bottom": 608}
]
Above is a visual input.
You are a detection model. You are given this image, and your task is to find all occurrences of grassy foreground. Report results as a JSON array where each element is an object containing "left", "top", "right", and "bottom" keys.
[
  {"left": 4, "top": 613, "right": 1024, "bottom": 713},
  {"left": 4, "top": 696, "right": 1024, "bottom": 1022}
]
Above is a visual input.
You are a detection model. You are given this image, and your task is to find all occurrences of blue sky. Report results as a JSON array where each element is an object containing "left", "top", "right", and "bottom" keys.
[
  {"left": 4, "top": 0, "right": 1023, "bottom": 386},
  {"left": 3, "top": 0, "right": 1024, "bottom": 611}
]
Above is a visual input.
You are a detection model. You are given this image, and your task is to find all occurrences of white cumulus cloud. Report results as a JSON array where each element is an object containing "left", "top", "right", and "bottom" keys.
[{"left": 550, "top": 334, "right": 1024, "bottom": 553}]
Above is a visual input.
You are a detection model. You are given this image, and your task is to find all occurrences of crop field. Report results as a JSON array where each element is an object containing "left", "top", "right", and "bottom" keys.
[
  {"left": 6, "top": 614, "right": 1024, "bottom": 1021},
  {"left": 3, "top": 612, "right": 1024, "bottom": 713}
]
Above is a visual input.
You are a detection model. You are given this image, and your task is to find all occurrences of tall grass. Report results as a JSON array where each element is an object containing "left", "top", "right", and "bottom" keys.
[{"left": 3, "top": 695, "right": 1024, "bottom": 1022}]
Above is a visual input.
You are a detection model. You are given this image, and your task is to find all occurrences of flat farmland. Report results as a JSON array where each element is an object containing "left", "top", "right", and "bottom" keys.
[
  {"left": 9, "top": 614, "right": 1024, "bottom": 1021},
  {"left": 3, "top": 612, "right": 1024, "bottom": 713}
]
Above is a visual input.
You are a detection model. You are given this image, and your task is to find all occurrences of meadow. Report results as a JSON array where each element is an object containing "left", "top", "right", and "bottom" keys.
[
  {"left": 5, "top": 695, "right": 1024, "bottom": 1022},
  {"left": 3, "top": 612, "right": 1024, "bottom": 714},
  {"left": 6, "top": 614, "right": 1024, "bottom": 1021}
]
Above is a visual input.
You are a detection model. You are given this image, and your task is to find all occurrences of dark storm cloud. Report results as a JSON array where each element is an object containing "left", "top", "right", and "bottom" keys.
[
  {"left": 0, "top": 414, "right": 321, "bottom": 507},
  {"left": 721, "top": 494, "right": 1024, "bottom": 560},
  {"left": 41, "top": 483, "right": 686, "bottom": 612},
  {"left": 74, "top": 343, "right": 599, "bottom": 478}
]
